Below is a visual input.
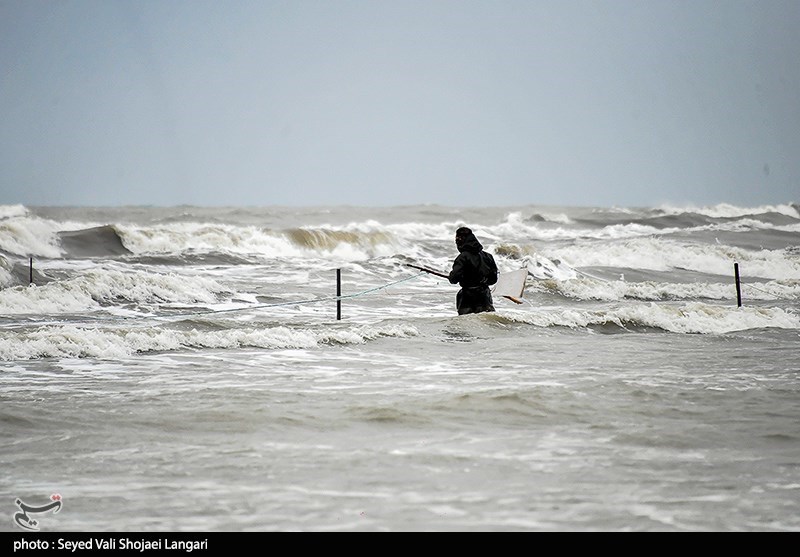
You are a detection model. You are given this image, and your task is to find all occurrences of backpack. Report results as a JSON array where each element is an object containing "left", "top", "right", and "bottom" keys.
[{"left": 479, "top": 252, "right": 498, "bottom": 285}]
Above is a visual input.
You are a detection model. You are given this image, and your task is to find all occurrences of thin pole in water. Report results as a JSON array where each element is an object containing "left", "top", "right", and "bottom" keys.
[
  {"left": 29, "top": 257, "right": 33, "bottom": 286},
  {"left": 734, "top": 262, "right": 742, "bottom": 308},
  {"left": 336, "top": 268, "right": 342, "bottom": 320}
]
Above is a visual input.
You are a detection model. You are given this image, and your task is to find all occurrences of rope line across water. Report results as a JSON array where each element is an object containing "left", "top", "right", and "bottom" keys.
[{"left": 148, "top": 271, "right": 428, "bottom": 322}]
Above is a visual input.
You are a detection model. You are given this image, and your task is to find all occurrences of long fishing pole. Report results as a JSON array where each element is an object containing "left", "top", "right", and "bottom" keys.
[
  {"left": 407, "top": 263, "right": 524, "bottom": 305},
  {"left": 405, "top": 263, "right": 449, "bottom": 279}
]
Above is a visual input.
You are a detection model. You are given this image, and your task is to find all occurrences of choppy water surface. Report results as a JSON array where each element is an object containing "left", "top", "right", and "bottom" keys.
[{"left": 1, "top": 203, "right": 798, "bottom": 531}]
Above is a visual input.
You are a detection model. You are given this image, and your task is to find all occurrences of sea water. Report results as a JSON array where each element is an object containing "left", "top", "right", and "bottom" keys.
[{"left": 1, "top": 203, "right": 798, "bottom": 531}]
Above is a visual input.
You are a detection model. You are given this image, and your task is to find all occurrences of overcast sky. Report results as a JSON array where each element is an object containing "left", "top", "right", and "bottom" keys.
[{"left": 1, "top": 0, "right": 798, "bottom": 208}]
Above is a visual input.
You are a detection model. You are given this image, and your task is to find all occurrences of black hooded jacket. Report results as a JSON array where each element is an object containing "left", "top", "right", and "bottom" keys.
[{"left": 448, "top": 230, "right": 498, "bottom": 288}]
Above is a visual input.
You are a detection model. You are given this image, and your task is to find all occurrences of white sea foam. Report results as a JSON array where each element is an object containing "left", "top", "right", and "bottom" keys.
[
  {"left": 0, "top": 255, "right": 13, "bottom": 288},
  {"left": 535, "top": 277, "right": 800, "bottom": 302},
  {"left": 523, "top": 254, "right": 578, "bottom": 281},
  {"left": 657, "top": 202, "right": 800, "bottom": 219},
  {"left": 537, "top": 278, "right": 733, "bottom": 301},
  {"left": 0, "top": 209, "right": 110, "bottom": 257},
  {"left": 504, "top": 303, "right": 800, "bottom": 334},
  {"left": 489, "top": 221, "right": 676, "bottom": 243},
  {"left": 0, "top": 204, "right": 29, "bottom": 220},
  {"left": 548, "top": 238, "right": 800, "bottom": 280},
  {"left": 0, "top": 215, "right": 64, "bottom": 258},
  {"left": 0, "top": 268, "right": 231, "bottom": 314},
  {"left": 489, "top": 211, "right": 548, "bottom": 239},
  {"left": 0, "top": 323, "right": 420, "bottom": 360},
  {"left": 114, "top": 222, "right": 402, "bottom": 261},
  {"left": 116, "top": 223, "right": 290, "bottom": 256}
]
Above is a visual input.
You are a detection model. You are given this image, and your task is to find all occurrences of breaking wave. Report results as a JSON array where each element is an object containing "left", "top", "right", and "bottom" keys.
[
  {"left": 0, "top": 268, "right": 231, "bottom": 314},
  {"left": 498, "top": 303, "right": 800, "bottom": 334},
  {"left": 0, "top": 322, "right": 420, "bottom": 361},
  {"left": 532, "top": 277, "right": 800, "bottom": 302},
  {"left": 545, "top": 237, "right": 800, "bottom": 280}
]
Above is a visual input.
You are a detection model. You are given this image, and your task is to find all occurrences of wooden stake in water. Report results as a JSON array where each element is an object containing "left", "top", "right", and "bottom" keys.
[
  {"left": 734, "top": 262, "right": 742, "bottom": 308},
  {"left": 336, "top": 268, "right": 342, "bottom": 320},
  {"left": 29, "top": 257, "right": 33, "bottom": 286}
]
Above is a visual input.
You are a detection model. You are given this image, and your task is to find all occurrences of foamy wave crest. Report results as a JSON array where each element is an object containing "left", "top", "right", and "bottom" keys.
[
  {"left": 116, "top": 222, "right": 401, "bottom": 261},
  {"left": 0, "top": 205, "right": 29, "bottom": 220},
  {"left": 318, "top": 323, "right": 420, "bottom": 344},
  {"left": 0, "top": 268, "right": 231, "bottom": 314},
  {"left": 0, "top": 323, "right": 420, "bottom": 360},
  {"left": 385, "top": 221, "right": 455, "bottom": 242},
  {"left": 493, "top": 244, "right": 578, "bottom": 281},
  {"left": 533, "top": 277, "right": 800, "bottom": 302},
  {"left": 0, "top": 214, "right": 64, "bottom": 258},
  {"left": 363, "top": 213, "right": 572, "bottom": 246},
  {"left": 657, "top": 203, "right": 800, "bottom": 219},
  {"left": 285, "top": 227, "right": 399, "bottom": 259},
  {"left": 477, "top": 213, "right": 578, "bottom": 243},
  {"left": 317, "top": 213, "right": 572, "bottom": 250},
  {"left": 117, "top": 223, "right": 292, "bottom": 256},
  {"left": 536, "top": 211, "right": 573, "bottom": 224},
  {"left": 595, "top": 223, "right": 674, "bottom": 239},
  {"left": 0, "top": 255, "right": 13, "bottom": 288},
  {"left": 488, "top": 219, "right": 673, "bottom": 243},
  {"left": 549, "top": 238, "right": 800, "bottom": 280},
  {"left": 525, "top": 256, "right": 577, "bottom": 281},
  {"left": 504, "top": 303, "right": 800, "bottom": 334},
  {"left": 490, "top": 211, "right": 569, "bottom": 237},
  {"left": 740, "top": 279, "right": 800, "bottom": 301}
]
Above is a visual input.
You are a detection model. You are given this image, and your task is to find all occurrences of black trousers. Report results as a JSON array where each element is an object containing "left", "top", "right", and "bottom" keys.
[{"left": 456, "top": 286, "right": 495, "bottom": 315}]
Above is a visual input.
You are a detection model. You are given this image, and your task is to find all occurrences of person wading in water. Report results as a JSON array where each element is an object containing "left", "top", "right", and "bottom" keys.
[{"left": 448, "top": 227, "right": 498, "bottom": 315}]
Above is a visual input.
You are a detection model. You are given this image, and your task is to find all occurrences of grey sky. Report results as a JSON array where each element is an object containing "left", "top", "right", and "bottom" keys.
[{"left": 1, "top": 0, "right": 798, "bottom": 208}]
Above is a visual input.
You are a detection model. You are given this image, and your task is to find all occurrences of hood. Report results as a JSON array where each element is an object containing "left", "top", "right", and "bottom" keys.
[{"left": 456, "top": 230, "right": 483, "bottom": 253}]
